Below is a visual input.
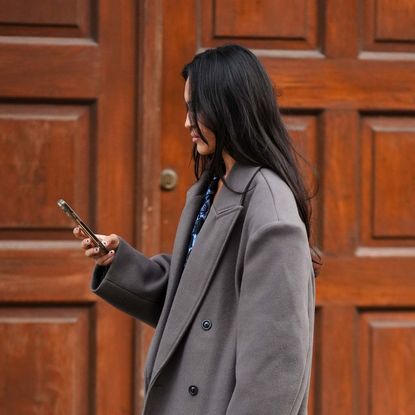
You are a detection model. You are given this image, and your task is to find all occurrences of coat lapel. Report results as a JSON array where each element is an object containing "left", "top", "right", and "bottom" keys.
[
  {"left": 149, "top": 163, "right": 261, "bottom": 386},
  {"left": 165, "top": 170, "right": 211, "bottom": 291},
  {"left": 144, "top": 171, "right": 210, "bottom": 387}
]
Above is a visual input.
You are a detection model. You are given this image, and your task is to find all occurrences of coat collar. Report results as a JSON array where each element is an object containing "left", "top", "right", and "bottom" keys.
[
  {"left": 186, "top": 161, "right": 262, "bottom": 211},
  {"left": 147, "top": 162, "right": 262, "bottom": 388}
]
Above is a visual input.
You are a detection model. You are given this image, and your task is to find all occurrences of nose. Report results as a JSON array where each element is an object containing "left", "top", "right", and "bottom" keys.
[{"left": 185, "top": 111, "right": 191, "bottom": 129}]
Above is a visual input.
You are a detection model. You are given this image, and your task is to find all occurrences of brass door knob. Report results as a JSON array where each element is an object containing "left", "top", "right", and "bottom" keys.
[{"left": 160, "top": 168, "right": 178, "bottom": 191}]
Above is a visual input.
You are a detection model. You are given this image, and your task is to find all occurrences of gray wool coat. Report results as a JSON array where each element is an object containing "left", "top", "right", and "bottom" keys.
[{"left": 92, "top": 162, "right": 316, "bottom": 415}]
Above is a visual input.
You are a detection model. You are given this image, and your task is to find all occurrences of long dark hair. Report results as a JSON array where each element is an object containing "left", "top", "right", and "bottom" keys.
[{"left": 182, "top": 44, "right": 321, "bottom": 276}]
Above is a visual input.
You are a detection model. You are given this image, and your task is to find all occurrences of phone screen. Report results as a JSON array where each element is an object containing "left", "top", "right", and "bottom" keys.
[{"left": 57, "top": 199, "right": 109, "bottom": 254}]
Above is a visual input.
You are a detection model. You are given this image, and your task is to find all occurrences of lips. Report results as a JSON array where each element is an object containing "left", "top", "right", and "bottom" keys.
[{"left": 191, "top": 130, "right": 200, "bottom": 141}]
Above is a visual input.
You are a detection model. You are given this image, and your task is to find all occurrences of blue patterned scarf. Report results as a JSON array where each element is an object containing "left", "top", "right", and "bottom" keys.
[{"left": 185, "top": 175, "right": 219, "bottom": 262}]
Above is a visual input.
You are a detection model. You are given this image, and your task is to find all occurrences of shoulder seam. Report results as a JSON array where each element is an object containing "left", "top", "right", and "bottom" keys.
[{"left": 258, "top": 169, "right": 280, "bottom": 221}]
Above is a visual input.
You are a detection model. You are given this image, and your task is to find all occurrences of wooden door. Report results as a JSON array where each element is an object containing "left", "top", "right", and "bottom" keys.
[
  {"left": 3, "top": 1, "right": 414, "bottom": 413},
  {"left": 0, "top": 1, "right": 139, "bottom": 414},
  {"left": 141, "top": 0, "right": 415, "bottom": 414}
]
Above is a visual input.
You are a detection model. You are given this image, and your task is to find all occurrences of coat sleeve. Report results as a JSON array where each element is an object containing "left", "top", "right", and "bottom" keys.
[
  {"left": 226, "top": 221, "right": 315, "bottom": 415},
  {"left": 91, "top": 238, "right": 171, "bottom": 328}
]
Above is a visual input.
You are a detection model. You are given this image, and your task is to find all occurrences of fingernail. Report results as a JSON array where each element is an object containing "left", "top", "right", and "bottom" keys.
[
  {"left": 102, "top": 240, "right": 108, "bottom": 246},
  {"left": 95, "top": 247, "right": 100, "bottom": 253},
  {"left": 86, "top": 239, "right": 90, "bottom": 244},
  {"left": 109, "top": 250, "right": 115, "bottom": 255}
]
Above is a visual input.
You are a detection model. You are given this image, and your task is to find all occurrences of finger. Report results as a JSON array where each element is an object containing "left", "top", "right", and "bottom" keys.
[
  {"left": 81, "top": 238, "right": 94, "bottom": 250},
  {"left": 85, "top": 246, "right": 104, "bottom": 258},
  {"left": 101, "top": 234, "right": 120, "bottom": 251},
  {"left": 73, "top": 227, "right": 87, "bottom": 240},
  {"left": 96, "top": 250, "right": 115, "bottom": 266},
  {"left": 80, "top": 233, "right": 107, "bottom": 249}
]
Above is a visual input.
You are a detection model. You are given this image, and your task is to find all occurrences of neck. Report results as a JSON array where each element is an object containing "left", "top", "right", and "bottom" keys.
[
  {"left": 215, "top": 153, "right": 235, "bottom": 197},
  {"left": 223, "top": 153, "right": 236, "bottom": 177}
]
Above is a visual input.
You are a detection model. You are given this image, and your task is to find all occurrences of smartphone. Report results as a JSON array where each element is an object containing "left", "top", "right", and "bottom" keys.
[{"left": 57, "top": 199, "right": 109, "bottom": 254}]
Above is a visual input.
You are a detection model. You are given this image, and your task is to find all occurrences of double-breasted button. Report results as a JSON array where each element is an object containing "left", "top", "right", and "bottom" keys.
[
  {"left": 188, "top": 385, "right": 199, "bottom": 396},
  {"left": 202, "top": 319, "right": 212, "bottom": 331}
]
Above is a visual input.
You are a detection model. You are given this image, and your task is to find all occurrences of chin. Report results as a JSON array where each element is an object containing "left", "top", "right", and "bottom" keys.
[{"left": 196, "top": 144, "right": 214, "bottom": 156}]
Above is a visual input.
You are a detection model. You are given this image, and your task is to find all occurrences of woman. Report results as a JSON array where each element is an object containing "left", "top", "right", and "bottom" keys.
[{"left": 74, "top": 44, "right": 319, "bottom": 414}]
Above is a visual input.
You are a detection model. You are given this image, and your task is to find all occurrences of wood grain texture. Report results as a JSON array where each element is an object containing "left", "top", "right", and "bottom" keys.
[
  {"left": 283, "top": 113, "right": 321, "bottom": 247},
  {"left": 0, "top": 0, "right": 93, "bottom": 38},
  {"left": 0, "top": 104, "right": 91, "bottom": 234},
  {"left": 317, "top": 257, "right": 415, "bottom": 306},
  {"left": 160, "top": 0, "right": 197, "bottom": 252},
  {"left": 364, "top": 0, "right": 415, "bottom": 52},
  {"left": 2, "top": 0, "right": 415, "bottom": 412},
  {"left": 373, "top": 131, "right": 415, "bottom": 237},
  {"left": 321, "top": 110, "right": 359, "bottom": 255},
  {"left": 0, "top": 39, "right": 99, "bottom": 98},
  {"left": 375, "top": 0, "right": 415, "bottom": 41},
  {"left": 0, "top": 0, "right": 138, "bottom": 414},
  {"left": 152, "top": 0, "right": 415, "bottom": 412},
  {"left": 201, "top": 0, "right": 319, "bottom": 50},
  {"left": 307, "top": 306, "right": 322, "bottom": 415},
  {"left": 0, "top": 0, "right": 78, "bottom": 24},
  {"left": 0, "top": 307, "right": 90, "bottom": 414},
  {"left": 359, "top": 311, "right": 415, "bottom": 415},
  {"left": 135, "top": 0, "right": 164, "bottom": 411},
  {"left": 361, "top": 116, "right": 415, "bottom": 242},
  {"left": 324, "top": 0, "right": 358, "bottom": 58},
  {"left": 93, "top": 1, "right": 137, "bottom": 414},
  {"left": 318, "top": 306, "right": 356, "bottom": 415},
  {"left": 264, "top": 57, "right": 415, "bottom": 110},
  {"left": 214, "top": 0, "right": 308, "bottom": 39}
]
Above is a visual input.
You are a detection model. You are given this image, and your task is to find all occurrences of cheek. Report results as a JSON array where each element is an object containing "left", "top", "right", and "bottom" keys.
[
  {"left": 201, "top": 129, "right": 215, "bottom": 148},
  {"left": 207, "top": 134, "right": 216, "bottom": 149}
]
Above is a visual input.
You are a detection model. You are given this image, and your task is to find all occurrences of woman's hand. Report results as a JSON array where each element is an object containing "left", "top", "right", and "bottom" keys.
[{"left": 73, "top": 227, "right": 120, "bottom": 266}]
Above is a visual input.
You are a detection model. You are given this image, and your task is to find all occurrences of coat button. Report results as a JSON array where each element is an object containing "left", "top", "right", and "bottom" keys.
[
  {"left": 188, "top": 385, "right": 199, "bottom": 396},
  {"left": 202, "top": 319, "right": 212, "bottom": 331}
]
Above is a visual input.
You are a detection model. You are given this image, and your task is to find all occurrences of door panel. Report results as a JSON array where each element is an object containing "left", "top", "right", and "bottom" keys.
[{"left": 0, "top": 307, "right": 90, "bottom": 414}]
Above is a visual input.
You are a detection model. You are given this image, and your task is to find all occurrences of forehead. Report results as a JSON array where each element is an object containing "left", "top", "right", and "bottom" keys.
[{"left": 184, "top": 78, "right": 190, "bottom": 102}]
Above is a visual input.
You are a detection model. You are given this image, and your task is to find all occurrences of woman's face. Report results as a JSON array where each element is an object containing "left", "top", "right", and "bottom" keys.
[{"left": 184, "top": 78, "right": 216, "bottom": 156}]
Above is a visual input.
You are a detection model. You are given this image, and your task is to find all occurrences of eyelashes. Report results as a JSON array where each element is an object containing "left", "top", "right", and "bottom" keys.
[{"left": 184, "top": 100, "right": 193, "bottom": 112}]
